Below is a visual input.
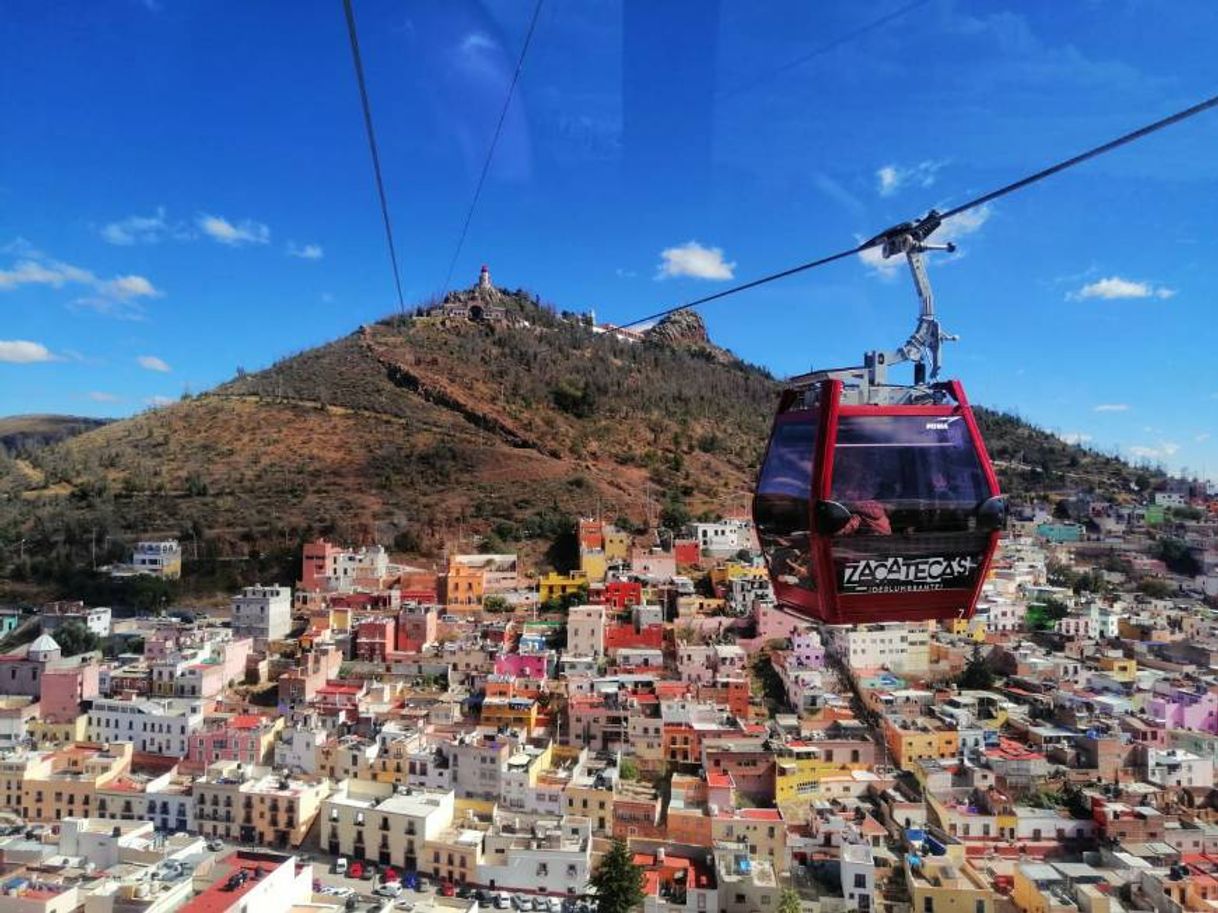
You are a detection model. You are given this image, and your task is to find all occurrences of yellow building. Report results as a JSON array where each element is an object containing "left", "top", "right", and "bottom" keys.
[
  {"left": 423, "top": 826, "right": 486, "bottom": 885},
  {"left": 948, "top": 617, "right": 988, "bottom": 642},
  {"left": 709, "top": 562, "right": 770, "bottom": 591},
  {"left": 774, "top": 744, "right": 872, "bottom": 805},
  {"left": 1098, "top": 654, "right": 1137, "bottom": 683},
  {"left": 539, "top": 571, "right": 588, "bottom": 603},
  {"left": 28, "top": 714, "right": 90, "bottom": 747},
  {"left": 480, "top": 696, "right": 538, "bottom": 736},
  {"left": 579, "top": 550, "right": 608, "bottom": 584},
  {"left": 711, "top": 809, "right": 787, "bottom": 871},
  {"left": 17, "top": 741, "right": 133, "bottom": 822},
  {"left": 1013, "top": 863, "right": 1112, "bottom": 913},
  {"left": 883, "top": 717, "right": 959, "bottom": 772},
  {"left": 444, "top": 562, "right": 484, "bottom": 608},
  {"left": 906, "top": 851, "right": 998, "bottom": 913},
  {"left": 193, "top": 760, "right": 328, "bottom": 847},
  {"left": 603, "top": 529, "right": 631, "bottom": 563}
]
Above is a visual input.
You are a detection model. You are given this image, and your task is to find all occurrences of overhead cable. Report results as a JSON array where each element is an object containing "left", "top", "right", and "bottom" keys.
[{"left": 619, "top": 91, "right": 1218, "bottom": 329}]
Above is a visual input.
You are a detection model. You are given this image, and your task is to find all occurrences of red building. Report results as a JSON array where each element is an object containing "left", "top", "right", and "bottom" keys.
[
  {"left": 396, "top": 606, "right": 438, "bottom": 653},
  {"left": 597, "top": 580, "right": 643, "bottom": 611},
  {"left": 578, "top": 518, "right": 605, "bottom": 551},
  {"left": 605, "top": 623, "right": 665, "bottom": 653},
  {"left": 674, "top": 539, "right": 700, "bottom": 566}
]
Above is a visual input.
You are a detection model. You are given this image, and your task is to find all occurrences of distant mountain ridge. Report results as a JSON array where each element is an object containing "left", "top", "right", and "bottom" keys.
[{"left": 0, "top": 284, "right": 1159, "bottom": 578}]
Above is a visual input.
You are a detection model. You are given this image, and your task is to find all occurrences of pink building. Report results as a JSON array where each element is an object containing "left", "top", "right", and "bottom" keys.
[
  {"left": 755, "top": 602, "right": 815, "bottom": 642},
  {"left": 494, "top": 653, "right": 549, "bottom": 680},
  {"left": 39, "top": 661, "right": 101, "bottom": 722},
  {"left": 631, "top": 550, "right": 676, "bottom": 580},
  {"left": 278, "top": 644, "right": 343, "bottom": 708},
  {"left": 185, "top": 714, "right": 280, "bottom": 771},
  {"left": 1148, "top": 685, "right": 1218, "bottom": 733},
  {"left": 355, "top": 617, "right": 395, "bottom": 662},
  {"left": 300, "top": 538, "right": 344, "bottom": 591}
]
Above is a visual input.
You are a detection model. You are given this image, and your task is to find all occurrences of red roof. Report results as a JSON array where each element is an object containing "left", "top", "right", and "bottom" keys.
[
  {"left": 706, "top": 772, "right": 733, "bottom": 788},
  {"left": 178, "top": 856, "right": 284, "bottom": 913},
  {"left": 229, "top": 715, "right": 265, "bottom": 730}
]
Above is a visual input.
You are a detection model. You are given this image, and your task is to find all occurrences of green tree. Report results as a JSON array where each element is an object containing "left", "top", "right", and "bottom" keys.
[
  {"left": 618, "top": 757, "right": 639, "bottom": 781},
  {"left": 482, "top": 595, "right": 510, "bottom": 613},
  {"left": 590, "top": 840, "right": 644, "bottom": 913},
  {"left": 777, "top": 888, "right": 802, "bottom": 913},
  {"left": 54, "top": 621, "right": 100, "bottom": 657},
  {"left": 956, "top": 643, "right": 994, "bottom": 690}
]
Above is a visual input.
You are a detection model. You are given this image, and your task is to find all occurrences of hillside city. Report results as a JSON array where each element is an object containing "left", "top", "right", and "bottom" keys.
[{"left": 0, "top": 477, "right": 1215, "bottom": 913}]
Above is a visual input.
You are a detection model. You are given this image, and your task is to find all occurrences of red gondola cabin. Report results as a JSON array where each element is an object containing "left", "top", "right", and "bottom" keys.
[{"left": 753, "top": 377, "right": 1004, "bottom": 626}]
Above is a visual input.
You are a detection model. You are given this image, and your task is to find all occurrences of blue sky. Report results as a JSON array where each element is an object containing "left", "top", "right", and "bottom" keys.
[{"left": 2, "top": 0, "right": 1216, "bottom": 479}]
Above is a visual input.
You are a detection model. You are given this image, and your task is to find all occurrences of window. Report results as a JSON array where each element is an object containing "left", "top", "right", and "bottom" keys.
[
  {"left": 854, "top": 874, "right": 866, "bottom": 889},
  {"left": 923, "top": 900, "right": 934, "bottom": 913}
]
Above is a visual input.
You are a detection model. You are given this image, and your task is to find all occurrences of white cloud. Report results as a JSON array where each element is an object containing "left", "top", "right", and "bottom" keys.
[
  {"left": 1128, "top": 441, "right": 1180, "bottom": 461},
  {"left": 197, "top": 214, "right": 270, "bottom": 246},
  {"left": 287, "top": 242, "right": 324, "bottom": 260},
  {"left": 937, "top": 205, "right": 992, "bottom": 243},
  {"left": 0, "top": 340, "right": 55, "bottom": 363},
  {"left": 145, "top": 395, "right": 174, "bottom": 407},
  {"left": 137, "top": 355, "right": 171, "bottom": 373},
  {"left": 1068, "top": 276, "right": 1176, "bottom": 301},
  {"left": 87, "top": 391, "right": 120, "bottom": 403},
  {"left": 1094, "top": 403, "right": 1129, "bottom": 412},
  {"left": 875, "top": 160, "right": 947, "bottom": 197},
  {"left": 0, "top": 246, "right": 161, "bottom": 319},
  {"left": 1060, "top": 432, "right": 1092, "bottom": 445},
  {"left": 100, "top": 208, "right": 172, "bottom": 245},
  {"left": 1196, "top": 432, "right": 1212, "bottom": 443},
  {"left": 461, "top": 32, "right": 497, "bottom": 55},
  {"left": 656, "top": 241, "right": 735, "bottom": 280}
]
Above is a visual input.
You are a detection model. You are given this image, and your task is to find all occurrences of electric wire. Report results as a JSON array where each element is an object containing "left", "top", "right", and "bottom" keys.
[
  {"left": 341, "top": 0, "right": 407, "bottom": 315},
  {"left": 441, "top": 0, "right": 546, "bottom": 293},
  {"left": 618, "top": 91, "right": 1218, "bottom": 330}
]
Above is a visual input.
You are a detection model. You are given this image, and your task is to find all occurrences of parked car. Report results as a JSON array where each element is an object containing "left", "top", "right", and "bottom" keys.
[
  {"left": 546, "top": 899, "right": 561, "bottom": 913},
  {"left": 477, "top": 891, "right": 494, "bottom": 908},
  {"left": 439, "top": 882, "right": 456, "bottom": 897},
  {"left": 394, "top": 901, "right": 415, "bottom": 911},
  {"left": 531, "top": 899, "right": 547, "bottom": 912},
  {"left": 415, "top": 876, "right": 431, "bottom": 893},
  {"left": 374, "top": 882, "right": 403, "bottom": 898},
  {"left": 349, "top": 862, "right": 365, "bottom": 880},
  {"left": 455, "top": 885, "right": 474, "bottom": 899},
  {"left": 494, "top": 894, "right": 511, "bottom": 910},
  {"left": 335, "top": 858, "right": 349, "bottom": 876}
]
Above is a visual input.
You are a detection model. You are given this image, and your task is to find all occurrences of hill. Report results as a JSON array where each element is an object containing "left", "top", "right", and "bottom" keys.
[
  {"left": 0, "top": 414, "right": 109, "bottom": 453},
  {"left": 0, "top": 281, "right": 1161, "bottom": 589}
]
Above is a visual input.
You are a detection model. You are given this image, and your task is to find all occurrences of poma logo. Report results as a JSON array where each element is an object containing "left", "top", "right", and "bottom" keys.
[
  {"left": 925, "top": 416, "right": 962, "bottom": 432},
  {"left": 841, "top": 555, "right": 977, "bottom": 592}
]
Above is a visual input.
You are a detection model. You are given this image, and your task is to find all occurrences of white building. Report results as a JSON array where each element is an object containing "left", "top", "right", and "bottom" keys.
[
  {"left": 41, "top": 602, "right": 112, "bottom": 638},
  {"left": 1154, "top": 491, "right": 1187, "bottom": 508},
  {"left": 274, "top": 724, "right": 328, "bottom": 775},
  {"left": 127, "top": 540, "right": 182, "bottom": 579},
  {"left": 232, "top": 584, "right": 293, "bottom": 643},
  {"left": 477, "top": 815, "right": 592, "bottom": 895},
  {"left": 839, "top": 841, "right": 876, "bottom": 913},
  {"left": 1143, "top": 748, "right": 1214, "bottom": 789},
  {"left": 87, "top": 697, "right": 205, "bottom": 757},
  {"left": 688, "top": 521, "right": 751, "bottom": 557},
  {"left": 567, "top": 605, "right": 606, "bottom": 658},
  {"left": 825, "top": 623, "right": 930, "bottom": 674},
  {"left": 321, "top": 779, "right": 454, "bottom": 870}
]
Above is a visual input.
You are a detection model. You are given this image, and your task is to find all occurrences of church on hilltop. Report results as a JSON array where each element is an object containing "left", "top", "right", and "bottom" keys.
[{"left": 430, "top": 265, "right": 508, "bottom": 323}]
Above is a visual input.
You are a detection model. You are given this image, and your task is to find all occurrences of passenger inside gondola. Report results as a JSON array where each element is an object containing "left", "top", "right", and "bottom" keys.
[
  {"left": 754, "top": 415, "right": 817, "bottom": 591},
  {"left": 830, "top": 458, "right": 891, "bottom": 536}
]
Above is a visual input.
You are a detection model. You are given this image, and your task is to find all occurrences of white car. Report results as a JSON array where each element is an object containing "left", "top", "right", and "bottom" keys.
[
  {"left": 546, "top": 899, "right": 562, "bottom": 913},
  {"left": 375, "top": 883, "right": 404, "bottom": 898},
  {"left": 493, "top": 894, "right": 511, "bottom": 910},
  {"left": 336, "top": 858, "right": 349, "bottom": 876},
  {"left": 394, "top": 901, "right": 415, "bottom": 911}
]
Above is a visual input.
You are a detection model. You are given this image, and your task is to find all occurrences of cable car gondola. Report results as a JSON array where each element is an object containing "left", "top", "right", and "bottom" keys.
[{"left": 752, "top": 212, "right": 1005, "bottom": 626}]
